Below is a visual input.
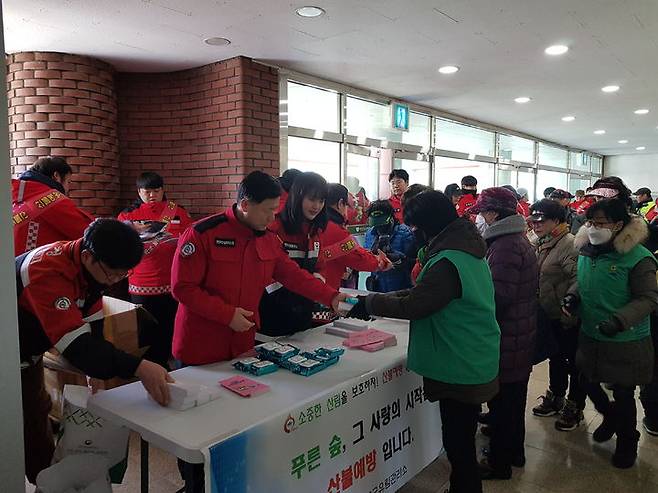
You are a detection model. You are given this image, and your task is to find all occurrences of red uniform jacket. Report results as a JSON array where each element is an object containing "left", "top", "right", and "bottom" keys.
[
  {"left": 277, "top": 190, "right": 289, "bottom": 214},
  {"left": 128, "top": 233, "right": 178, "bottom": 296},
  {"left": 12, "top": 173, "right": 94, "bottom": 256},
  {"left": 456, "top": 193, "right": 478, "bottom": 218},
  {"left": 346, "top": 190, "right": 370, "bottom": 225},
  {"left": 171, "top": 206, "right": 338, "bottom": 365},
  {"left": 317, "top": 210, "right": 381, "bottom": 290},
  {"left": 389, "top": 195, "right": 404, "bottom": 224},
  {"left": 518, "top": 201, "right": 530, "bottom": 218},
  {"left": 118, "top": 200, "right": 192, "bottom": 238}
]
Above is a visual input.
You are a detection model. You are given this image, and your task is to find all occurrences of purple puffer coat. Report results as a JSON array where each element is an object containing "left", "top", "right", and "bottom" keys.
[{"left": 483, "top": 214, "right": 539, "bottom": 383}]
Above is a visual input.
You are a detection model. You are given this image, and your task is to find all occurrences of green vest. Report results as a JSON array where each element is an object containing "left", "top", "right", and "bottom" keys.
[
  {"left": 578, "top": 244, "right": 655, "bottom": 342},
  {"left": 409, "top": 250, "right": 501, "bottom": 384}
]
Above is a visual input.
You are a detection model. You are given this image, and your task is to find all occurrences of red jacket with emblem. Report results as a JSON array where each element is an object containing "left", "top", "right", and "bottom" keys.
[
  {"left": 171, "top": 206, "right": 338, "bottom": 364},
  {"left": 317, "top": 209, "right": 381, "bottom": 290},
  {"left": 456, "top": 192, "right": 478, "bottom": 218},
  {"left": 128, "top": 233, "right": 178, "bottom": 296},
  {"left": 118, "top": 200, "right": 192, "bottom": 238},
  {"left": 16, "top": 240, "right": 141, "bottom": 379},
  {"left": 12, "top": 172, "right": 94, "bottom": 256},
  {"left": 389, "top": 195, "right": 404, "bottom": 224}
]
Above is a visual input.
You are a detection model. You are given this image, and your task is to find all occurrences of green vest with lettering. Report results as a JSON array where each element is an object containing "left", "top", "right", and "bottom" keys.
[
  {"left": 578, "top": 245, "right": 655, "bottom": 342},
  {"left": 408, "top": 250, "right": 501, "bottom": 384}
]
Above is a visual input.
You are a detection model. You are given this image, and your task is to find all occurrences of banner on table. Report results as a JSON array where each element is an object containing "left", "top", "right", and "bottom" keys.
[{"left": 207, "top": 363, "right": 443, "bottom": 493}]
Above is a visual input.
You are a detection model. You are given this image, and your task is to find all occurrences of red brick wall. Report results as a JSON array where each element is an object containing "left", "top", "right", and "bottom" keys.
[
  {"left": 116, "top": 56, "right": 279, "bottom": 217},
  {"left": 7, "top": 52, "right": 120, "bottom": 215}
]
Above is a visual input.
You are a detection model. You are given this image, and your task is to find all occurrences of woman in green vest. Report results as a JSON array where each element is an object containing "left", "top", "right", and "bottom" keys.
[
  {"left": 562, "top": 198, "right": 658, "bottom": 469},
  {"left": 347, "top": 190, "right": 501, "bottom": 493}
]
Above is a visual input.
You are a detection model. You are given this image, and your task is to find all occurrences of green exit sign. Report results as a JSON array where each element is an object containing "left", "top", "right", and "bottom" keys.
[{"left": 391, "top": 102, "right": 410, "bottom": 131}]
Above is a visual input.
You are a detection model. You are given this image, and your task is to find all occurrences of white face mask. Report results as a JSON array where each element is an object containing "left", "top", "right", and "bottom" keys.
[{"left": 587, "top": 225, "right": 614, "bottom": 245}]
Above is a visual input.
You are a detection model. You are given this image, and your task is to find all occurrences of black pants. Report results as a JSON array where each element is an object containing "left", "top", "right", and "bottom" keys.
[
  {"left": 488, "top": 379, "right": 529, "bottom": 473},
  {"left": 580, "top": 376, "right": 637, "bottom": 440},
  {"left": 131, "top": 293, "right": 178, "bottom": 370},
  {"left": 548, "top": 321, "right": 586, "bottom": 409},
  {"left": 439, "top": 398, "right": 482, "bottom": 493},
  {"left": 640, "top": 318, "right": 658, "bottom": 421}
]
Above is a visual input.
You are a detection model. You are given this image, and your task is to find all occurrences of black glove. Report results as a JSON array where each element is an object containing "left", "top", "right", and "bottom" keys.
[
  {"left": 385, "top": 250, "right": 405, "bottom": 265},
  {"left": 560, "top": 293, "right": 580, "bottom": 316},
  {"left": 596, "top": 318, "right": 622, "bottom": 337},
  {"left": 346, "top": 296, "right": 372, "bottom": 321}
]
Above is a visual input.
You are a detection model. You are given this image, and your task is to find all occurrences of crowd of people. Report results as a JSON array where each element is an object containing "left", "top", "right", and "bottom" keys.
[{"left": 12, "top": 156, "right": 658, "bottom": 493}]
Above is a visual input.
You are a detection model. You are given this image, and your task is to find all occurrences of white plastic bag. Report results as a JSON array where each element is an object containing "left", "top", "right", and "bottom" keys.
[
  {"left": 35, "top": 455, "right": 112, "bottom": 493},
  {"left": 53, "top": 385, "right": 130, "bottom": 469}
]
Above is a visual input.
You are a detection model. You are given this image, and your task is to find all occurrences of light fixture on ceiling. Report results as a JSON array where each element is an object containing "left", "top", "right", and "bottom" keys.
[
  {"left": 514, "top": 96, "right": 531, "bottom": 104},
  {"left": 561, "top": 116, "right": 575, "bottom": 122},
  {"left": 634, "top": 108, "right": 650, "bottom": 115},
  {"left": 545, "top": 44, "right": 569, "bottom": 55},
  {"left": 618, "top": 139, "right": 629, "bottom": 144},
  {"left": 203, "top": 37, "right": 231, "bottom": 46},
  {"left": 295, "top": 6, "right": 326, "bottom": 17},
  {"left": 636, "top": 146, "right": 646, "bottom": 151},
  {"left": 438, "top": 65, "right": 460, "bottom": 74},
  {"left": 594, "top": 130, "right": 606, "bottom": 135},
  {"left": 601, "top": 85, "right": 620, "bottom": 93}
]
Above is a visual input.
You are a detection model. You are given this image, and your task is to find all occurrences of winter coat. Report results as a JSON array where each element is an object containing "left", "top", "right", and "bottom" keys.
[
  {"left": 536, "top": 225, "right": 578, "bottom": 326},
  {"left": 573, "top": 216, "right": 658, "bottom": 386},
  {"left": 483, "top": 214, "right": 539, "bottom": 383},
  {"left": 364, "top": 223, "right": 416, "bottom": 292}
]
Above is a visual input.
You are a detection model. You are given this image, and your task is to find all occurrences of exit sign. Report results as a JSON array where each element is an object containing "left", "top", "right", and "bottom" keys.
[{"left": 391, "top": 102, "right": 410, "bottom": 131}]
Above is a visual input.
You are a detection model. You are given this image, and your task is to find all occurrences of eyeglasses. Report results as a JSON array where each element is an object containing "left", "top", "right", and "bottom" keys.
[
  {"left": 96, "top": 259, "right": 129, "bottom": 283},
  {"left": 585, "top": 220, "right": 614, "bottom": 228}
]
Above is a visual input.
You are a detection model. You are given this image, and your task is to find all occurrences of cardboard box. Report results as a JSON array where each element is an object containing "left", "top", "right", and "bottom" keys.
[{"left": 44, "top": 296, "right": 154, "bottom": 421}]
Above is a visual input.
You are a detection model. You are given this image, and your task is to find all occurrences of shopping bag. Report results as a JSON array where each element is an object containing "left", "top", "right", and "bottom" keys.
[{"left": 53, "top": 385, "right": 130, "bottom": 483}]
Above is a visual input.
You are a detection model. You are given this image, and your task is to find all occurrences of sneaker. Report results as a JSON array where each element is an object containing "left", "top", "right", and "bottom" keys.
[
  {"left": 555, "top": 400, "right": 584, "bottom": 431},
  {"left": 532, "top": 390, "right": 565, "bottom": 417},
  {"left": 643, "top": 417, "right": 658, "bottom": 437},
  {"left": 593, "top": 403, "right": 617, "bottom": 443}
]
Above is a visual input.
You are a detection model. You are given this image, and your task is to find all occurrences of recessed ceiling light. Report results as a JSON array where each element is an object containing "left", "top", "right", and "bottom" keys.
[
  {"left": 203, "top": 37, "right": 231, "bottom": 46},
  {"left": 438, "top": 65, "right": 459, "bottom": 74},
  {"left": 634, "top": 108, "right": 650, "bottom": 115},
  {"left": 295, "top": 6, "right": 326, "bottom": 17},
  {"left": 636, "top": 146, "right": 646, "bottom": 151},
  {"left": 561, "top": 116, "right": 575, "bottom": 122},
  {"left": 514, "top": 96, "right": 531, "bottom": 104},
  {"left": 594, "top": 130, "right": 606, "bottom": 135},
  {"left": 545, "top": 44, "right": 569, "bottom": 55},
  {"left": 618, "top": 139, "right": 629, "bottom": 144},
  {"left": 601, "top": 85, "right": 620, "bottom": 93}
]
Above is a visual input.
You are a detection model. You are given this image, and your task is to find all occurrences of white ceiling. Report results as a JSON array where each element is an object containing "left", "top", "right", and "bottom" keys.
[{"left": 4, "top": 0, "right": 658, "bottom": 156}]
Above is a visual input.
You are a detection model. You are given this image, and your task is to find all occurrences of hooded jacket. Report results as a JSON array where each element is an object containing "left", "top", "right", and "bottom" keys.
[
  {"left": 572, "top": 216, "right": 658, "bottom": 385},
  {"left": 483, "top": 214, "right": 539, "bottom": 383}
]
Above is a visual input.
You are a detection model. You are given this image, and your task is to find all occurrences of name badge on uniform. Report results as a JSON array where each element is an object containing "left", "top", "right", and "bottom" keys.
[{"left": 215, "top": 238, "right": 236, "bottom": 248}]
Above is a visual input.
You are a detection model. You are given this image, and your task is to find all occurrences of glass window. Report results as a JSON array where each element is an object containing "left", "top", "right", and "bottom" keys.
[
  {"left": 496, "top": 167, "right": 515, "bottom": 188},
  {"left": 538, "top": 143, "right": 568, "bottom": 168},
  {"left": 498, "top": 134, "right": 535, "bottom": 163},
  {"left": 287, "top": 137, "right": 340, "bottom": 183},
  {"left": 517, "top": 169, "right": 536, "bottom": 203},
  {"left": 345, "top": 97, "right": 390, "bottom": 140},
  {"left": 287, "top": 82, "right": 339, "bottom": 132},
  {"left": 433, "top": 157, "right": 495, "bottom": 193},
  {"left": 569, "top": 151, "right": 590, "bottom": 172},
  {"left": 536, "top": 169, "right": 568, "bottom": 197},
  {"left": 394, "top": 158, "right": 430, "bottom": 186},
  {"left": 435, "top": 119, "right": 495, "bottom": 157},
  {"left": 346, "top": 151, "right": 379, "bottom": 203},
  {"left": 569, "top": 175, "right": 591, "bottom": 195},
  {"left": 403, "top": 112, "right": 431, "bottom": 148},
  {"left": 591, "top": 156, "right": 603, "bottom": 174}
]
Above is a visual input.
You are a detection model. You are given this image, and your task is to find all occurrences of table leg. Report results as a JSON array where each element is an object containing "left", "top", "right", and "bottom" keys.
[{"left": 140, "top": 437, "right": 149, "bottom": 493}]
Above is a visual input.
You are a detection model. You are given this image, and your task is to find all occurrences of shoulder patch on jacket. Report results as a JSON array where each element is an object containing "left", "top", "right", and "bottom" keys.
[{"left": 194, "top": 214, "right": 227, "bottom": 234}]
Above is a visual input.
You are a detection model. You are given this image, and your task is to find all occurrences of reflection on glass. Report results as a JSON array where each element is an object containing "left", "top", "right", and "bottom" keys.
[
  {"left": 569, "top": 152, "right": 590, "bottom": 172},
  {"left": 346, "top": 153, "right": 379, "bottom": 203},
  {"left": 394, "top": 158, "right": 430, "bottom": 186},
  {"left": 499, "top": 134, "right": 535, "bottom": 163},
  {"left": 538, "top": 143, "right": 568, "bottom": 168},
  {"left": 287, "top": 82, "right": 339, "bottom": 132},
  {"left": 433, "top": 157, "right": 495, "bottom": 193},
  {"left": 435, "top": 119, "right": 495, "bottom": 157},
  {"left": 287, "top": 137, "right": 340, "bottom": 183}
]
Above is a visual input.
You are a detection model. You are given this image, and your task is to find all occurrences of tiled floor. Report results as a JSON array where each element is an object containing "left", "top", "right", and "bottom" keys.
[{"left": 26, "top": 361, "right": 658, "bottom": 492}]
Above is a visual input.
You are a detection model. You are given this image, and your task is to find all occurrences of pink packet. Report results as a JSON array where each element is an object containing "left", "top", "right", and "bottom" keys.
[
  {"left": 220, "top": 376, "right": 270, "bottom": 398},
  {"left": 343, "top": 329, "right": 397, "bottom": 348},
  {"left": 361, "top": 341, "right": 386, "bottom": 352}
]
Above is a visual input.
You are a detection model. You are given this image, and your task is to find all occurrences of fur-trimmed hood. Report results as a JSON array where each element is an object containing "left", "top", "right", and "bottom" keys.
[{"left": 574, "top": 215, "right": 649, "bottom": 254}]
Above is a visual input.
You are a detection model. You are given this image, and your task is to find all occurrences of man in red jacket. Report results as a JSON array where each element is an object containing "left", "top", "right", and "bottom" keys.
[
  {"left": 388, "top": 169, "right": 409, "bottom": 224},
  {"left": 12, "top": 157, "right": 94, "bottom": 256},
  {"left": 456, "top": 175, "right": 479, "bottom": 218},
  {"left": 118, "top": 172, "right": 192, "bottom": 238},
  {"left": 171, "top": 171, "right": 346, "bottom": 365},
  {"left": 318, "top": 184, "right": 391, "bottom": 290}
]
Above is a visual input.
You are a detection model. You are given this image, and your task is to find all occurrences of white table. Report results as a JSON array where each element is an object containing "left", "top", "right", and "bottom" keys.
[{"left": 88, "top": 319, "right": 443, "bottom": 492}]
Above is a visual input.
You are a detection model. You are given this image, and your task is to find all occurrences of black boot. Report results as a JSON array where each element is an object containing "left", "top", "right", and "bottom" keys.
[
  {"left": 612, "top": 430, "right": 640, "bottom": 469},
  {"left": 593, "top": 402, "right": 617, "bottom": 443}
]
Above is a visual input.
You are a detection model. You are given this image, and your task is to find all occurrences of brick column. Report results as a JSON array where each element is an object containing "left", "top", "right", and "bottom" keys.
[{"left": 7, "top": 52, "right": 119, "bottom": 215}]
